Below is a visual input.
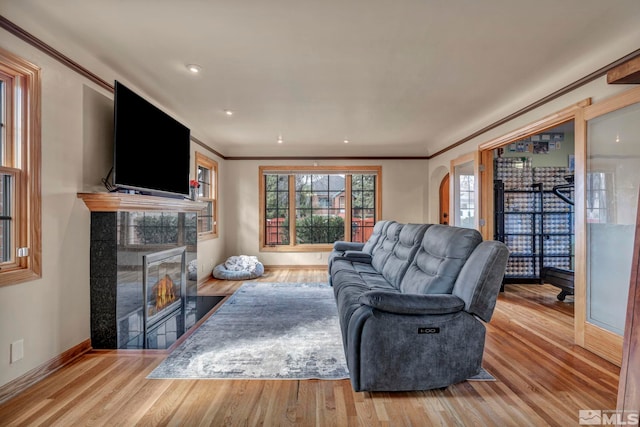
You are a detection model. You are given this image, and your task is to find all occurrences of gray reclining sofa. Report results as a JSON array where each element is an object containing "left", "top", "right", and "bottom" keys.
[{"left": 329, "top": 221, "right": 509, "bottom": 392}]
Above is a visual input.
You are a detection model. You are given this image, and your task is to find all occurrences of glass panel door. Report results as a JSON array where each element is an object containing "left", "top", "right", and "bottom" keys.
[
  {"left": 586, "top": 102, "right": 640, "bottom": 335},
  {"left": 452, "top": 154, "right": 478, "bottom": 229}
]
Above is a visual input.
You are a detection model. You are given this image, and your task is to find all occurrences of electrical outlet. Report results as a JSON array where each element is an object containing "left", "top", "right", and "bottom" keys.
[{"left": 11, "top": 339, "right": 24, "bottom": 363}]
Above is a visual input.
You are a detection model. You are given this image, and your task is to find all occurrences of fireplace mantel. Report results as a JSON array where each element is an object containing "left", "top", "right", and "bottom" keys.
[{"left": 77, "top": 192, "right": 207, "bottom": 212}]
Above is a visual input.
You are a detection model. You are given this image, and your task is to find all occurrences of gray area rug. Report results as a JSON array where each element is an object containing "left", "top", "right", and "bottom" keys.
[
  {"left": 468, "top": 368, "right": 496, "bottom": 381},
  {"left": 147, "top": 282, "right": 350, "bottom": 380}
]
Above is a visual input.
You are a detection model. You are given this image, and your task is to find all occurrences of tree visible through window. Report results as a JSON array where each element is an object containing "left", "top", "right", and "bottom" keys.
[
  {"left": 294, "top": 174, "right": 345, "bottom": 244},
  {"left": 351, "top": 174, "right": 377, "bottom": 243},
  {"left": 264, "top": 174, "right": 289, "bottom": 245},
  {"left": 261, "top": 167, "right": 381, "bottom": 250}
]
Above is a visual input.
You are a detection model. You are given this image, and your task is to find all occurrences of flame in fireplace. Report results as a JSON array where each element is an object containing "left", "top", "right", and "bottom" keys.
[{"left": 153, "top": 274, "right": 178, "bottom": 313}]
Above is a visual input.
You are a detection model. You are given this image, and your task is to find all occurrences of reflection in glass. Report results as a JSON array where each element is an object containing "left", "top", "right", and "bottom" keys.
[{"left": 586, "top": 102, "right": 640, "bottom": 335}]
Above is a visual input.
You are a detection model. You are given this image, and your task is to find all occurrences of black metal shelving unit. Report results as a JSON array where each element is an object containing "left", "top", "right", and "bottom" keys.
[{"left": 494, "top": 179, "right": 574, "bottom": 288}]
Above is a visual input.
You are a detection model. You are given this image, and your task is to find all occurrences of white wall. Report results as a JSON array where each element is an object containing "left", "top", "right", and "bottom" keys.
[
  {"left": 0, "top": 31, "right": 99, "bottom": 387},
  {"left": 223, "top": 159, "right": 429, "bottom": 266}
]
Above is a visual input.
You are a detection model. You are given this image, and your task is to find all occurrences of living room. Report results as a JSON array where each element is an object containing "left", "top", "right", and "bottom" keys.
[{"left": 1, "top": 1, "right": 640, "bottom": 424}]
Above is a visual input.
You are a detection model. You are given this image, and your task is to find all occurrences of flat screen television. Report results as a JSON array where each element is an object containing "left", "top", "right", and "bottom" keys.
[{"left": 113, "top": 80, "right": 191, "bottom": 197}]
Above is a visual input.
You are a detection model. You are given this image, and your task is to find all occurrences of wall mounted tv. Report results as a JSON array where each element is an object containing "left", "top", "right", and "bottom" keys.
[{"left": 113, "top": 80, "right": 191, "bottom": 198}]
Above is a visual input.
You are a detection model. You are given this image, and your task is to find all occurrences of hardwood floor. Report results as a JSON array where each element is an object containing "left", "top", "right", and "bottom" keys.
[{"left": 0, "top": 268, "right": 620, "bottom": 426}]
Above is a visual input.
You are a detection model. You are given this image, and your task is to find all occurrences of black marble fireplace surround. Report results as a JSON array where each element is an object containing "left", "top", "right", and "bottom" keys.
[
  {"left": 89, "top": 208, "right": 198, "bottom": 349},
  {"left": 79, "top": 193, "right": 221, "bottom": 349}
]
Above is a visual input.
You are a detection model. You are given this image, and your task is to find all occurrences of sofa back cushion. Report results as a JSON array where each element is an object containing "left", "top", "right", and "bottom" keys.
[
  {"left": 371, "top": 223, "right": 403, "bottom": 272},
  {"left": 399, "top": 225, "right": 482, "bottom": 294},
  {"left": 381, "top": 224, "right": 430, "bottom": 288},
  {"left": 362, "top": 220, "right": 394, "bottom": 254}
]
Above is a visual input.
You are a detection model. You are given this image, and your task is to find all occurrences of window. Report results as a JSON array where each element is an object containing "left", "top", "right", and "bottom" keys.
[
  {"left": 0, "top": 48, "right": 41, "bottom": 286},
  {"left": 458, "top": 174, "right": 475, "bottom": 227},
  {"left": 195, "top": 152, "right": 218, "bottom": 239},
  {"left": 260, "top": 166, "right": 381, "bottom": 251},
  {"left": 451, "top": 153, "right": 478, "bottom": 229}
]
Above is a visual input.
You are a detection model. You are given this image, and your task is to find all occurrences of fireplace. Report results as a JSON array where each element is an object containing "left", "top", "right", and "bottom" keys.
[
  {"left": 143, "top": 246, "right": 186, "bottom": 344},
  {"left": 82, "top": 196, "right": 202, "bottom": 350}
]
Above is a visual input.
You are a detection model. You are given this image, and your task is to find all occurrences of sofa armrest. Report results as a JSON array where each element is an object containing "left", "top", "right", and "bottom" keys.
[
  {"left": 333, "top": 241, "right": 366, "bottom": 252},
  {"left": 332, "top": 254, "right": 373, "bottom": 265},
  {"left": 343, "top": 250, "right": 372, "bottom": 263},
  {"left": 359, "top": 291, "right": 465, "bottom": 315}
]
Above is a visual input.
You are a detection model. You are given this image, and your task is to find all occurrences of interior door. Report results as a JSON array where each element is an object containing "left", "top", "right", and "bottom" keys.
[
  {"left": 576, "top": 87, "right": 640, "bottom": 365},
  {"left": 439, "top": 174, "right": 450, "bottom": 225}
]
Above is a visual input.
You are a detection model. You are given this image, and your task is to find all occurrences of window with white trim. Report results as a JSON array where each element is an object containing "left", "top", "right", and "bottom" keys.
[
  {"left": 0, "top": 48, "right": 41, "bottom": 286},
  {"left": 260, "top": 166, "right": 381, "bottom": 251}
]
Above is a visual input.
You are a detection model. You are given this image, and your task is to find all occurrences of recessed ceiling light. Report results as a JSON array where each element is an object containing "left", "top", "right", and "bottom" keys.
[
  {"left": 224, "top": 109, "right": 234, "bottom": 116},
  {"left": 186, "top": 64, "right": 202, "bottom": 74},
  {"left": 343, "top": 139, "right": 350, "bottom": 144},
  {"left": 277, "top": 135, "right": 283, "bottom": 144}
]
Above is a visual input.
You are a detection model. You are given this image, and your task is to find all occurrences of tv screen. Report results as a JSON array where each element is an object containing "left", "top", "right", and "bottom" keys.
[{"left": 113, "top": 81, "right": 191, "bottom": 197}]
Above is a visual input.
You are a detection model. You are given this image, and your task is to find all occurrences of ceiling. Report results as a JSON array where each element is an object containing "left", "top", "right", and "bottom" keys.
[{"left": 1, "top": 1, "right": 640, "bottom": 158}]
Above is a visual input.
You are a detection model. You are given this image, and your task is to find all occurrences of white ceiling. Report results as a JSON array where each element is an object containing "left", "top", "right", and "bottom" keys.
[{"left": 1, "top": 0, "right": 640, "bottom": 157}]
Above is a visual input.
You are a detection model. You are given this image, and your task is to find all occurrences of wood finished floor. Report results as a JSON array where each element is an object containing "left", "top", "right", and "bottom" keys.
[{"left": 0, "top": 268, "right": 620, "bottom": 426}]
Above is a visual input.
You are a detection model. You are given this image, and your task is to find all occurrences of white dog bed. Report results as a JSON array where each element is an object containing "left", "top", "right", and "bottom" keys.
[{"left": 213, "top": 255, "right": 265, "bottom": 280}]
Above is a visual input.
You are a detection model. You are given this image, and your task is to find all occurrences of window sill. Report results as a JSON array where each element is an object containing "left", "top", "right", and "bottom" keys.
[
  {"left": 0, "top": 267, "right": 42, "bottom": 287},
  {"left": 261, "top": 244, "right": 333, "bottom": 253},
  {"left": 198, "top": 232, "right": 219, "bottom": 241}
]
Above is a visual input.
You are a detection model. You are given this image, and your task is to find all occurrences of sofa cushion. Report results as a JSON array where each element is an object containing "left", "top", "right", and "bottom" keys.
[
  {"left": 371, "top": 222, "right": 404, "bottom": 272},
  {"left": 330, "top": 257, "right": 378, "bottom": 278},
  {"left": 361, "top": 220, "right": 394, "bottom": 253},
  {"left": 380, "top": 224, "right": 430, "bottom": 288},
  {"left": 399, "top": 225, "right": 482, "bottom": 294}
]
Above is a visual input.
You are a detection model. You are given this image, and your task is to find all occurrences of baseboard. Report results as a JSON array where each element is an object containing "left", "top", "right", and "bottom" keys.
[
  {"left": 0, "top": 338, "right": 92, "bottom": 405},
  {"left": 263, "top": 265, "right": 326, "bottom": 270}
]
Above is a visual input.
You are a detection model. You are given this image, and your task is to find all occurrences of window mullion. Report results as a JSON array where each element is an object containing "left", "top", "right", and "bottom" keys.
[
  {"left": 345, "top": 175, "right": 352, "bottom": 242},
  {"left": 289, "top": 174, "right": 296, "bottom": 246}
]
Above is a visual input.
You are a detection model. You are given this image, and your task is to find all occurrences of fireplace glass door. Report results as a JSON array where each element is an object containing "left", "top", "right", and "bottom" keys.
[{"left": 143, "top": 246, "right": 186, "bottom": 335}]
